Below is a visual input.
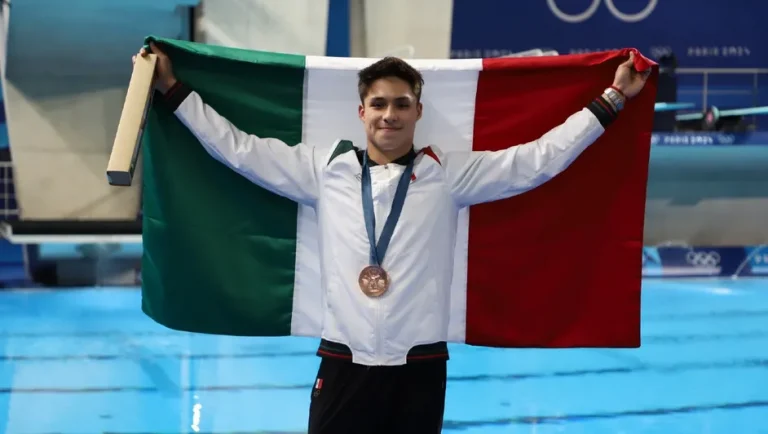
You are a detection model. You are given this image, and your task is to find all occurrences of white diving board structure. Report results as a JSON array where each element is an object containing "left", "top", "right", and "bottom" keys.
[
  {"left": 0, "top": 222, "right": 142, "bottom": 244},
  {"left": 0, "top": 221, "right": 142, "bottom": 286}
]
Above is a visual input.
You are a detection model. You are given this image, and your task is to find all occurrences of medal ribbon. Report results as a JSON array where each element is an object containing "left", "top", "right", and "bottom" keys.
[{"left": 361, "top": 151, "right": 414, "bottom": 267}]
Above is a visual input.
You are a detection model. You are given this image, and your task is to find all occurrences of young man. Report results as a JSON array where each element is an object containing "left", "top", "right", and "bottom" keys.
[{"left": 135, "top": 42, "right": 649, "bottom": 433}]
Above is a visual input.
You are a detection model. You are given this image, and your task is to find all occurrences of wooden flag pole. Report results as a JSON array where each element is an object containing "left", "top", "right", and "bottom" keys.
[{"left": 106, "top": 53, "right": 157, "bottom": 186}]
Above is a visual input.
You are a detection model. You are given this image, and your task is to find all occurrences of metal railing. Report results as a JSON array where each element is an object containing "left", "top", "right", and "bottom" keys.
[{"left": 676, "top": 67, "right": 768, "bottom": 110}]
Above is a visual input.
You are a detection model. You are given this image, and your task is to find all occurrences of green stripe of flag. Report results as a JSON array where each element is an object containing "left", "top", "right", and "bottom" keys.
[{"left": 140, "top": 36, "right": 306, "bottom": 336}]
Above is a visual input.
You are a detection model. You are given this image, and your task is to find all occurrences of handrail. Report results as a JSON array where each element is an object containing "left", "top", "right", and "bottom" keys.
[
  {"left": 676, "top": 68, "right": 768, "bottom": 74},
  {"left": 668, "top": 68, "right": 768, "bottom": 112}
]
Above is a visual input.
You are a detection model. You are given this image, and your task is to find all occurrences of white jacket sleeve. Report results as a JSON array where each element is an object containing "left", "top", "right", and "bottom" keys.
[
  {"left": 173, "top": 90, "right": 321, "bottom": 206},
  {"left": 443, "top": 108, "right": 606, "bottom": 207}
]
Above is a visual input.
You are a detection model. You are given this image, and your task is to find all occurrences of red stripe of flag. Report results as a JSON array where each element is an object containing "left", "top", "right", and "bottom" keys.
[{"left": 464, "top": 50, "right": 657, "bottom": 348}]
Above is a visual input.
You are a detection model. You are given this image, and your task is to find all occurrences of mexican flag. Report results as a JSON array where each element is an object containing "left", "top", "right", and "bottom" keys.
[{"left": 140, "top": 36, "right": 656, "bottom": 348}]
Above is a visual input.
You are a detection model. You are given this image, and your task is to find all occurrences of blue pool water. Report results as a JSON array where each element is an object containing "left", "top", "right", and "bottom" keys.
[{"left": 0, "top": 278, "right": 766, "bottom": 433}]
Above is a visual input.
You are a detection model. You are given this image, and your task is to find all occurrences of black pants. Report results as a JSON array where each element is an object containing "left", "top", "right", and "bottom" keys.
[{"left": 307, "top": 357, "right": 447, "bottom": 434}]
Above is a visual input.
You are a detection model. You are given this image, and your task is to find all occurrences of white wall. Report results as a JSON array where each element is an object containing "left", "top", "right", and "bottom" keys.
[
  {"left": 196, "top": 0, "right": 454, "bottom": 59},
  {"left": 195, "top": 0, "right": 330, "bottom": 56},
  {"left": 361, "top": 0, "right": 453, "bottom": 58}
]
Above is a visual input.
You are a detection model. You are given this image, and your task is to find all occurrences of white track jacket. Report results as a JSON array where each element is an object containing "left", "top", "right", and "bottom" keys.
[{"left": 172, "top": 89, "right": 608, "bottom": 366}]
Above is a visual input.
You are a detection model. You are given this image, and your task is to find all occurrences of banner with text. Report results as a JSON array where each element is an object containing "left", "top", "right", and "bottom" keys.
[
  {"left": 642, "top": 246, "right": 768, "bottom": 278},
  {"left": 450, "top": 0, "right": 765, "bottom": 68},
  {"left": 651, "top": 132, "right": 768, "bottom": 147}
]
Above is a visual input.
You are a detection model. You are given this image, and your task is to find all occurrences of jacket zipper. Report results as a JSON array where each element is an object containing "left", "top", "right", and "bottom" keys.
[{"left": 374, "top": 165, "right": 391, "bottom": 363}]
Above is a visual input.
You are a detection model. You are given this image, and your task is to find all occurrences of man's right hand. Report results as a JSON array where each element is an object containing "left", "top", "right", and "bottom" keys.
[{"left": 132, "top": 41, "right": 177, "bottom": 94}]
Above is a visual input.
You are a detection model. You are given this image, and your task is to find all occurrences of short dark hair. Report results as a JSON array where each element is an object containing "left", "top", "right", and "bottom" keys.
[{"left": 357, "top": 56, "right": 424, "bottom": 103}]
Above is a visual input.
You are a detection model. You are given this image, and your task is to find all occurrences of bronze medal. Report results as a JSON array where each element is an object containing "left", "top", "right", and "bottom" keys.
[
  {"left": 358, "top": 151, "right": 413, "bottom": 298},
  {"left": 358, "top": 265, "right": 390, "bottom": 297}
]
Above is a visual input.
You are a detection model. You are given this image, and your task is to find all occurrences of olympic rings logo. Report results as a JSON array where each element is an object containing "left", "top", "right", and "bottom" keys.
[
  {"left": 685, "top": 251, "right": 721, "bottom": 268},
  {"left": 547, "top": 0, "right": 658, "bottom": 23}
]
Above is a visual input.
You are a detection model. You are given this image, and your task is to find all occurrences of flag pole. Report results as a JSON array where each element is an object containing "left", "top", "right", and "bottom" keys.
[{"left": 106, "top": 53, "right": 157, "bottom": 186}]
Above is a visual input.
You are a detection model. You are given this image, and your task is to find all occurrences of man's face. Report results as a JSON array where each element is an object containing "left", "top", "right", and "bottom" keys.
[{"left": 358, "top": 77, "right": 422, "bottom": 153}]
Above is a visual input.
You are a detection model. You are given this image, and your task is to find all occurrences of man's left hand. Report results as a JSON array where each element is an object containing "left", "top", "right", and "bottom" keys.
[{"left": 612, "top": 52, "right": 651, "bottom": 100}]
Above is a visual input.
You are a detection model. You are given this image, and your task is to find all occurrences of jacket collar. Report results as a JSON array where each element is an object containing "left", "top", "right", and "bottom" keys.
[{"left": 357, "top": 146, "right": 416, "bottom": 167}]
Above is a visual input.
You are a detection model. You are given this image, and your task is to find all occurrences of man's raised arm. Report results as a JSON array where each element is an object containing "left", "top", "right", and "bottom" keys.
[
  {"left": 165, "top": 83, "right": 321, "bottom": 206},
  {"left": 136, "top": 42, "right": 321, "bottom": 206},
  {"left": 443, "top": 52, "right": 651, "bottom": 207},
  {"left": 443, "top": 104, "right": 607, "bottom": 207}
]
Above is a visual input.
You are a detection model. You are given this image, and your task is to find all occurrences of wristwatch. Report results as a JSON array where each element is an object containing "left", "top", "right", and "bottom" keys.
[{"left": 603, "top": 87, "right": 625, "bottom": 111}]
